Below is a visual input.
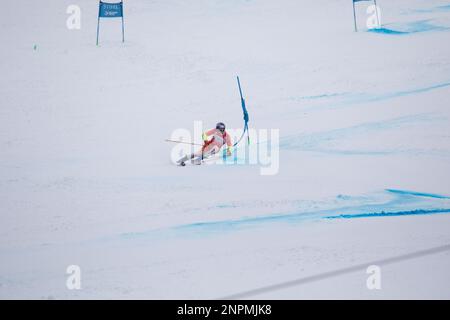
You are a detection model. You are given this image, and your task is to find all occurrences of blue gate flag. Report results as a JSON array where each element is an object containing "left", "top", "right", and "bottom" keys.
[
  {"left": 99, "top": 1, "right": 123, "bottom": 18},
  {"left": 233, "top": 76, "right": 250, "bottom": 147},
  {"left": 96, "top": 1, "right": 125, "bottom": 45}
]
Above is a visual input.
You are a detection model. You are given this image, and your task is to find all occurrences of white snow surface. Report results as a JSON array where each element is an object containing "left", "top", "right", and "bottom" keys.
[{"left": 1, "top": 0, "right": 450, "bottom": 299}]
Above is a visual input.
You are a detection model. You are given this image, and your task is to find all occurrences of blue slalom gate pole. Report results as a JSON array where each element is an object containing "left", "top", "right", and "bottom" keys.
[
  {"left": 96, "top": 5, "right": 101, "bottom": 45},
  {"left": 121, "top": 1, "right": 125, "bottom": 42}
]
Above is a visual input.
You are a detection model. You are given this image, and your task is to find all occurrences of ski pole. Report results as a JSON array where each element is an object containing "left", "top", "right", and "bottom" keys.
[{"left": 165, "top": 139, "right": 203, "bottom": 146}]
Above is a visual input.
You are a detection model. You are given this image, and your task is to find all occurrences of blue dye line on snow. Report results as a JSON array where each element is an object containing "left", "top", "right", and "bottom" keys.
[
  {"left": 176, "top": 191, "right": 450, "bottom": 233},
  {"left": 368, "top": 28, "right": 409, "bottom": 35},
  {"left": 294, "top": 93, "right": 349, "bottom": 100},
  {"left": 365, "top": 82, "right": 450, "bottom": 103},
  {"left": 386, "top": 189, "right": 450, "bottom": 199},
  {"left": 293, "top": 81, "right": 450, "bottom": 115},
  {"left": 402, "top": 4, "right": 450, "bottom": 14},
  {"left": 294, "top": 81, "right": 450, "bottom": 104},
  {"left": 175, "top": 211, "right": 316, "bottom": 232},
  {"left": 326, "top": 208, "right": 450, "bottom": 219},
  {"left": 437, "top": 4, "right": 450, "bottom": 11},
  {"left": 279, "top": 113, "right": 438, "bottom": 152},
  {"left": 117, "top": 189, "right": 450, "bottom": 239},
  {"left": 367, "top": 20, "right": 449, "bottom": 35},
  {"left": 216, "top": 203, "right": 238, "bottom": 209},
  {"left": 175, "top": 206, "right": 450, "bottom": 233}
]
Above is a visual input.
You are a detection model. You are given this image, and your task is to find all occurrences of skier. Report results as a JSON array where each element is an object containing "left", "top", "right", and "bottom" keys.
[{"left": 177, "top": 122, "right": 233, "bottom": 166}]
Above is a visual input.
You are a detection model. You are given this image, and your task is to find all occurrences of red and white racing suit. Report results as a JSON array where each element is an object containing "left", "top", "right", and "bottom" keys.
[{"left": 195, "top": 128, "right": 232, "bottom": 158}]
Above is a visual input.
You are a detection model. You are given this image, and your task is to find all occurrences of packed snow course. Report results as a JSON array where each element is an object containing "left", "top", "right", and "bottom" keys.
[{"left": 1, "top": 0, "right": 450, "bottom": 299}]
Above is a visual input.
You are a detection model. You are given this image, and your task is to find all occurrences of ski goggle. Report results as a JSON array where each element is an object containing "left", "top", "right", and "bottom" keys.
[{"left": 216, "top": 124, "right": 225, "bottom": 132}]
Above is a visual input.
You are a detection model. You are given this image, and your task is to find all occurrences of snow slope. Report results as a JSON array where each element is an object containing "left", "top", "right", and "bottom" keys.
[{"left": 1, "top": 0, "right": 450, "bottom": 299}]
